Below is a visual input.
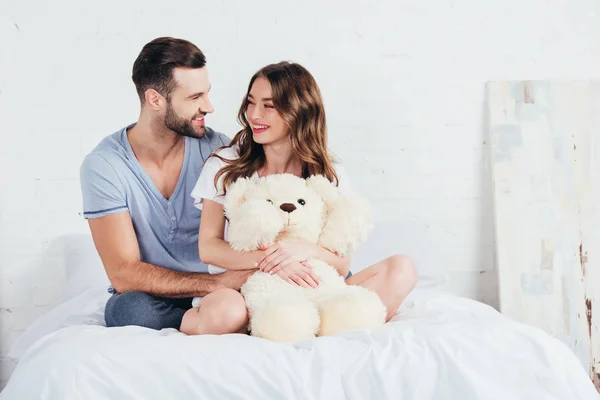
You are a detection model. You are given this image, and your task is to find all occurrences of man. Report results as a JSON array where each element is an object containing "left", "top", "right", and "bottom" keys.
[{"left": 80, "top": 37, "right": 254, "bottom": 335}]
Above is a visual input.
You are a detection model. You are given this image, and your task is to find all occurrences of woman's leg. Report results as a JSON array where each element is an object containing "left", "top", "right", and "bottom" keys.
[
  {"left": 345, "top": 255, "right": 418, "bottom": 321},
  {"left": 180, "top": 288, "right": 248, "bottom": 335}
]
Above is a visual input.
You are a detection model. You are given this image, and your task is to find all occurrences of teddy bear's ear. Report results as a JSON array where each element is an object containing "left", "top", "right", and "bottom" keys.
[
  {"left": 317, "top": 192, "right": 373, "bottom": 257},
  {"left": 223, "top": 177, "right": 255, "bottom": 216},
  {"left": 306, "top": 174, "right": 373, "bottom": 257},
  {"left": 305, "top": 174, "right": 341, "bottom": 208}
]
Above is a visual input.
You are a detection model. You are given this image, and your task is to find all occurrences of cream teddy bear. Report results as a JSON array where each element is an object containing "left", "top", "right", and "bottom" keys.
[{"left": 223, "top": 173, "right": 387, "bottom": 342}]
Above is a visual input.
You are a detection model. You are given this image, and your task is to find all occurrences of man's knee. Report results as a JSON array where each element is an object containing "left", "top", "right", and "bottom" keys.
[
  {"left": 105, "top": 291, "right": 185, "bottom": 330},
  {"left": 181, "top": 289, "right": 248, "bottom": 335}
]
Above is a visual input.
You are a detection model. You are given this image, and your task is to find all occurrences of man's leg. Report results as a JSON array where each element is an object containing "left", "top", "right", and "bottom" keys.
[
  {"left": 179, "top": 288, "right": 248, "bottom": 335},
  {"left": 104, "top": 291, "right": 192, "bottom": 330},
  {"left": 345, "top": 255, "right": 418, "bottom": 321}
]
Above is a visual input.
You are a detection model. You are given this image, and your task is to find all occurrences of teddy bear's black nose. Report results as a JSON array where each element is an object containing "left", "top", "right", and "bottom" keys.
[{"left": 280, "top": 203, "right": 297, "bottom": 213}]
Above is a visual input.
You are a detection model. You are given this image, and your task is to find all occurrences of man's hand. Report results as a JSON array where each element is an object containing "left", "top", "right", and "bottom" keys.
[
  {"left": 258, "top": 242, "right": 318, "bottom": 274},
  {"left": 218, "top": 269, "right": 257, "bottom": 291},
  {"left": 275, "top": 261, "right": 320, "bottom": 288}
]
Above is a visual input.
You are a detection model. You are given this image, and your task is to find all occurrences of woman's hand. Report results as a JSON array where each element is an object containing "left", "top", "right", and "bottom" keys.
[
  {"left": 258, "top": 242, "right": 318, "bottom": 274},
  {"left": 275, "top": 261, "right": 320, "bottom": 288}
]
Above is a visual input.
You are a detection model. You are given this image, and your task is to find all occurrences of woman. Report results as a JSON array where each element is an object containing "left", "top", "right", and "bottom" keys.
[{"left": 181, "top": 61, "right": 418, "bottom": 336}]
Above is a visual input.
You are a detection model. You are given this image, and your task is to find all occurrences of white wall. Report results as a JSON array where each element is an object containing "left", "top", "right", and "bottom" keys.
[{"left": 1, "top": 0, "right": 599, "bottom": 390}]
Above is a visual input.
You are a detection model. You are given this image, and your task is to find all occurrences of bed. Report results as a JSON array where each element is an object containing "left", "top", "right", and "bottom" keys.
[{"left": 2, "top": 220, "right": 598, "bottom": 399}]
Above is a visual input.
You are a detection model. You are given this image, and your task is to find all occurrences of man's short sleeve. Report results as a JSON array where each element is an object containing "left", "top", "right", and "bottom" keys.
[{"left": 80, "top": 154, "right": 128, "bottom": 219}]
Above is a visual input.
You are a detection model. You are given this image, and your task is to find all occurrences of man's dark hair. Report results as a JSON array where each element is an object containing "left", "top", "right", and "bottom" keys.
[{"left": 132, "top": 37, "right": 206, "bottom": 104}]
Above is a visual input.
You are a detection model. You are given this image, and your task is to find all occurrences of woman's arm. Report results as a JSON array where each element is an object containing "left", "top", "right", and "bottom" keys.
[
  {"left": 258, "top": 242, "right": 351, "bottom": 278},
  {"left": 313, "top": 245, "right": 351, "bottom": 277},
  {"left": 198, "top": 199, "right": 265, "bottom": 270},
  {"left": 199, "top": 199, "right": 321, "bottom": 287}
]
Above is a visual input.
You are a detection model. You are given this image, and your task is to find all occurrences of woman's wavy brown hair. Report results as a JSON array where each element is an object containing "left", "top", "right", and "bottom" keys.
[{"left": 212, "top": 61, "right": 339, "bottom": 195}]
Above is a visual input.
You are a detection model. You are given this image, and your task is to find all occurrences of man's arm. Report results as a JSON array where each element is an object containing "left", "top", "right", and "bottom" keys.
[
  {"left": 89, "top": 212, "right": 244, "bottom": 297},
  {"left": 80, "top": 153, "right": 253, "bottom": 297}
]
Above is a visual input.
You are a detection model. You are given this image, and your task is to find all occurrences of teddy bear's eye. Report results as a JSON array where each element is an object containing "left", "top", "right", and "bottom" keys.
[
  {"left": 266, "top": 199, "right": 273, "bottom": 204},
  {"left": 297, "top": 199, "right": 306, "bottom": 206}
]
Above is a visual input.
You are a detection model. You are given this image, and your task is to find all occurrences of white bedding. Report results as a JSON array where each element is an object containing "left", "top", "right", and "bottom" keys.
[{"left": 2, "top": 288, "right": 598, "bottom": 400}]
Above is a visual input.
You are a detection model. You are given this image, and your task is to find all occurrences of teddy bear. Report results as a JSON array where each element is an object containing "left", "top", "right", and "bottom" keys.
[{"left": 223, "top": 173, "right": 388, "bottom": 343}]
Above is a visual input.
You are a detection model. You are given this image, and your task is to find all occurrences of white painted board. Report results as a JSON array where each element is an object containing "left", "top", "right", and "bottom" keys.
[{"left": 487, "top": 80, "right": 600, "bottom": 389}]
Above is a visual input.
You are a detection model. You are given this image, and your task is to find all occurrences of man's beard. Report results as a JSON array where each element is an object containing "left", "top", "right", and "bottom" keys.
[{"left": 164, "top": 101, "right": 206, "bottom": 138}]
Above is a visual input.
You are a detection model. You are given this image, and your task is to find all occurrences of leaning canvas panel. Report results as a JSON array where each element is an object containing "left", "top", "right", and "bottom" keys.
[{"left": 486, "top": 80, "right": 600, "bottom": 384}]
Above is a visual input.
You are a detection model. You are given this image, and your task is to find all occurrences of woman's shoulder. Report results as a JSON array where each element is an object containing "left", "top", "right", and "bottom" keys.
[
  {"left": 200, "top": 144, "right": 240, "bottom": 174},
  {"left": 332, "top": 160, "right": 347, "bottom": 175},
  {"left": 208, "top": 144, "right": 240, "bottom": 165},
  {"left": 331, "top": 160, "right": 352, "bottom": 194},
  {"left": 191, "top": 145, "right": 241, "bottom": 205}
]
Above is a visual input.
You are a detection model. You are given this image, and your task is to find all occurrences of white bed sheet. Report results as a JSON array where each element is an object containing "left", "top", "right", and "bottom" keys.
[{"left": 2, "top": 288, "right": 598, "bottom": 400}]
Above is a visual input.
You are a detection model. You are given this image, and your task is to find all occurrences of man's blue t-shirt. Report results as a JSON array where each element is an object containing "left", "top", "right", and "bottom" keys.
[{"left": 80, "top": 123, "right": 230, "bottom": 277}]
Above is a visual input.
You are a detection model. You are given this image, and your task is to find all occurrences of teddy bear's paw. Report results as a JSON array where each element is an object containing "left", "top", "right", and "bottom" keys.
[
  {"left": 317, "top": 286, "right": 387, "bottom": 337},
  {"left": 250, "top": 300, "right": 320, "bottom": 343}
]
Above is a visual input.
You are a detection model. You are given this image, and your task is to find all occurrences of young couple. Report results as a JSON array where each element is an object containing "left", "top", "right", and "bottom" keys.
[{"left": 80, "top": 36, "right": 418, "bottom": 336}]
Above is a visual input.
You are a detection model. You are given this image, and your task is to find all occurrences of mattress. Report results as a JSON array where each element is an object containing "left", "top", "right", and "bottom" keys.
[{"left": 2, "top": 288, "right": 597, "bottom": 399}]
